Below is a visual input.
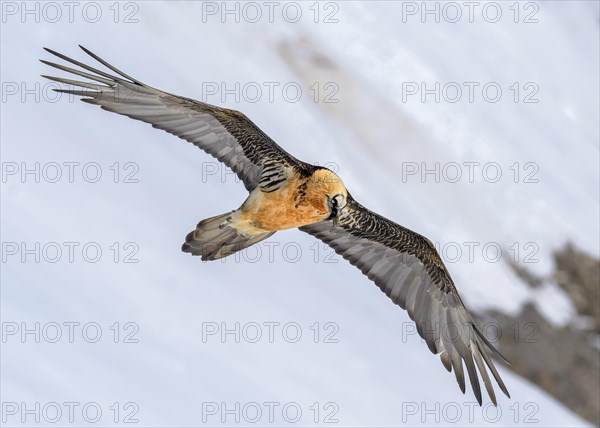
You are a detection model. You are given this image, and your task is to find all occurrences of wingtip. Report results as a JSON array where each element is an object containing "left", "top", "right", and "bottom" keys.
[
  {"left": 475, "top": 394, "right": 483, "bottom": 407},
  {"left": 39, "top": 59, "right": 52, "bottom": 66},
  {"left": 493, "top": 348, "right": 512, "bottom": 366},
  {"left": 43, "top": 47, "right": 60, "bottom": 57},
  {"left": 499, "top": 382, "right": 511, "bottom": 399},
  {"left": 79, "top": 45, "right": 92, "bottom": 55},
  {"left": 472, "top": 381, "right": 483, "bottom": 406},
  {"left": 473, "top": 323, "right": 512, "bottom": 366}
]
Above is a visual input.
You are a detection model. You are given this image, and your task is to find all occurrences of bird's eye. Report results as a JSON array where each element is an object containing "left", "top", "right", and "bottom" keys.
[{"left": 333, "top": 194, "right": 346, "bottom": 209}]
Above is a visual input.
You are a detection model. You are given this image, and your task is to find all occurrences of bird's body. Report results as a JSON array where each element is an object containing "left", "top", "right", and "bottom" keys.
[
  {"left": 240, "top": 167, "right": 347, "bottom": 232},
  {"left": 42, "top": 46, "right": 510, "bottom": 406},
  {"left": 184, "top": 166, "right": 347, "bottom": 260}
]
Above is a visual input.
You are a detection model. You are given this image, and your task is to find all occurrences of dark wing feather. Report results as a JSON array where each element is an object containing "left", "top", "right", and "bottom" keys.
[
  {"left": 299, "top": 196, "right": 510, "bottom": 405},
  {"left": 40, "top": 46, "right": 304, "bottom": 191}
]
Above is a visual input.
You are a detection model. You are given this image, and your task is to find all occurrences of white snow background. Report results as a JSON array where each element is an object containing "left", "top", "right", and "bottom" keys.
[{"left": 1, "top": 1, "right": 598, "bottom": 427}]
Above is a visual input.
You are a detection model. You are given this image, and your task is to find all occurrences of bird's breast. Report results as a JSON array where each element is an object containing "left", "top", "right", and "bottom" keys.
[{"left": 239, "top": 178, "right": 329, "bottom": 231}]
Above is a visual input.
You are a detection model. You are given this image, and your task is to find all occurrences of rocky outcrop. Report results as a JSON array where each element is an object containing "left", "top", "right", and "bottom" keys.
[{"left": 481, "top": 243, "right": 599, "bottom": 426}]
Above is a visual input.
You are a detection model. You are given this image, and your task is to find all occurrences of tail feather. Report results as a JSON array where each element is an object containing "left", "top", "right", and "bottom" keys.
[{"left": 182, "top": 211, "right": 274, "bottom": 261}]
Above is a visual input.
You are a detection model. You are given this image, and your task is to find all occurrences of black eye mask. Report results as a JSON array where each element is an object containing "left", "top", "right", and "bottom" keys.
[{"left": 328, "top": 197, "right": 340, "bottom": 226}]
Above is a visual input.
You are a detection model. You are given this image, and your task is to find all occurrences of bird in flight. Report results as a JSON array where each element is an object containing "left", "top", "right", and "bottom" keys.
[{"left": 41, "top": 46, "right": 510, "bottom": 406}]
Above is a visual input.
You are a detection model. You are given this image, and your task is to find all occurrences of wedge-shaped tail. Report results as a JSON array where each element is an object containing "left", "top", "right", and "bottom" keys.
[{"left": 182, "top": 211, "right": 274, "bottom": 261}]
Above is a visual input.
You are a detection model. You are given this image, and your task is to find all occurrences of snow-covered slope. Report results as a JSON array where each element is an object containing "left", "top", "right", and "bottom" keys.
[{"left": 1, "top": 2, "right": 597, "bottom": 426}]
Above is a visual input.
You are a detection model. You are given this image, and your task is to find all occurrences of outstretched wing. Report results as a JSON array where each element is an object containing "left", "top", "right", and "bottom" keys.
[
  {"left": 299, "top": 196, "right": 510, "bottom": 405},
  {"left": 40, "top": 46, "right": 303, "bottom": 191}
]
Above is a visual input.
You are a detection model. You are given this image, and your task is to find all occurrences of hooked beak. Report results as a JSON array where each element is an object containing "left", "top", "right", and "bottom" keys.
[{"left": 329, "top": 194, "right": 345, "bottom": 228}]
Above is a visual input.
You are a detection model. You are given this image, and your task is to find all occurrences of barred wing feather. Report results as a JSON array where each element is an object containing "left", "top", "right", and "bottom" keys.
[
  {"left": 300, "top": 196, "right": 510, "bottom": 405},
  {"left": 41, "top": 46, "right": 302, "bottom": 191}
]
